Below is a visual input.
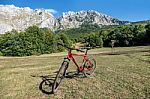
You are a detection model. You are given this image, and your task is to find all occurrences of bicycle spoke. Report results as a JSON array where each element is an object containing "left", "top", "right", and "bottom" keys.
[{"left": 83, "top": 56, "right": 96, "bottom": 77}]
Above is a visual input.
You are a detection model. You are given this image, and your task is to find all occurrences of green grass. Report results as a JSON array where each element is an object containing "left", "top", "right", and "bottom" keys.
[{"left": 0, "top": 46, "right": 150, "bottom": 99}]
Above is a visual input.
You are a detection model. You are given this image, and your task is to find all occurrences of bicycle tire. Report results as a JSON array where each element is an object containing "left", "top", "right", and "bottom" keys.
[
  {"left": 39, "top": 79, "right": 53, "bottom": 94},
  {"left": 52, "top": 61, "right": 68, "bottom": 93},
  {"left": 83, "top": 56, "right": 96, "bottom": 77}
]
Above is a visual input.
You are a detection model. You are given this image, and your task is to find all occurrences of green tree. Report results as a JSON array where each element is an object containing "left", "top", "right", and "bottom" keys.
[
  {"left": 0, "top": 26, "right": 71, "bottom": 56},
  {"left": 84, "top": 33, "right": 103, "bottom": 47},
  {"left": 145, "top": 24, "right": 150, "bottom": 43}
]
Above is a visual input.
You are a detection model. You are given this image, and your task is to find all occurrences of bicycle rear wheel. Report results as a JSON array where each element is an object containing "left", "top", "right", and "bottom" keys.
[
  {"left": 52, "top": 61, "right": 68, "bottom": 93},
  {"left": 83, "top": 56, "right": 96, "bottom": 77}
]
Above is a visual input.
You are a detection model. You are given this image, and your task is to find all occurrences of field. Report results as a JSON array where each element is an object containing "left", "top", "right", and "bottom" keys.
[{"left": 0, "top": 46, "right": 150, "bottom": 99}]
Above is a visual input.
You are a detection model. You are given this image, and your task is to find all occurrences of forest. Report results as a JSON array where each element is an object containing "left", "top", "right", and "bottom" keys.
[{"left": 0, "top": 23, "right": 150, "bottom": 56}]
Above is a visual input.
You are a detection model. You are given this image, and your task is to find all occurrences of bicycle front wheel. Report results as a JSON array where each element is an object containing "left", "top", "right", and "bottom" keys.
[
  {"left": 52, "top": 61, "right": 68, "bottom": 93},
  {"left": 83, "top": 56, "right": 96, "bottom": 77}
]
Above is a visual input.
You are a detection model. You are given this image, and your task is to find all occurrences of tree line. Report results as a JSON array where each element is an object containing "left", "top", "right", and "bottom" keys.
[
  {"left": 60, "top": 23, "right": 150, "bottom": 47},
  {"left": 0, "top": 23, "right": 150, "bottom": 56}
]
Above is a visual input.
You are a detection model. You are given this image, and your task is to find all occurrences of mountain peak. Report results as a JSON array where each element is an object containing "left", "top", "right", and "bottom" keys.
[
  {"left": 0, "top": 5, "right": 128, "bottom": 34},
  {"left": 58, "top": 10, "right": 125, "bottom": 29}
]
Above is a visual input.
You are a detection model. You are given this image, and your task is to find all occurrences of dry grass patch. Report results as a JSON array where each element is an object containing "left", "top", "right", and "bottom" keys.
[{"left": 0, "top": 46, "right": 150, "bottom": 99}]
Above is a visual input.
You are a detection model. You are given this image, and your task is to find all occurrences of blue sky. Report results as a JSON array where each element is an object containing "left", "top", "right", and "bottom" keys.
[{"left": 0, "top": 0, "right": 150, "bottom": 22}]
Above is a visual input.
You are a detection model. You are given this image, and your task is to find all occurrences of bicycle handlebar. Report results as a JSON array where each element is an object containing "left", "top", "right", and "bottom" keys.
[
  {"left": 80, "top": 47, "right": 92, "bottom": 50},
  {"left": 57, "top": 43, "right": 85, "bottom": 53},
  {"left": 76, "top": 49, "right": 85, "bottom": 53}
]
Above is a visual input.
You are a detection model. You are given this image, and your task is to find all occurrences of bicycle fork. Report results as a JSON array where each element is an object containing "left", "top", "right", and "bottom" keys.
[{"left": 63, "top": 58, "right": 70, "bottom": 76}]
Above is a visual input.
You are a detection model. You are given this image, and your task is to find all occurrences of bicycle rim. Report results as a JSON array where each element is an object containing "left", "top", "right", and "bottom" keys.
[{"left": 83, "top": 56, "right": 96, "bottom": 77}]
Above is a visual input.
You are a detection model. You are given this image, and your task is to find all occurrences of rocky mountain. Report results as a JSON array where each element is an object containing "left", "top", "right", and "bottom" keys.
[
  {"left": 0, "top": 5, "right": 129, "bottom": 34},
  {"left": 58, "top": 10, "right": 127, "bottom": 29},
  {"left": 0, "top": 5, "right": 59, "bottom": 34}
]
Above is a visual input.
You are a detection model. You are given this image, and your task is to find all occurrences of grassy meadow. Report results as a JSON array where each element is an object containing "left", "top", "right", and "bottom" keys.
[{"left": 0, "top": 46, "right": 150, "bottom": 99}]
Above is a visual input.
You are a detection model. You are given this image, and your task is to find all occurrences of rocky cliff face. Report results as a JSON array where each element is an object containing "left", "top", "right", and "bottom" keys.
[
  {"left": 58, "top": 10, "right": 126, "bottom": 29},
  {"left": 0, "top": 5, "right": 128, "bottom": 34},
  {"left": 0, "top": 5, "right": 58, "bottom": 34}
]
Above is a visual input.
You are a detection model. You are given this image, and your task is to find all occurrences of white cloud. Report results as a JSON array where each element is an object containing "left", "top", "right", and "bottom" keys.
[{"left": 45, "top": 9, "right": 58, "bottom": 14}]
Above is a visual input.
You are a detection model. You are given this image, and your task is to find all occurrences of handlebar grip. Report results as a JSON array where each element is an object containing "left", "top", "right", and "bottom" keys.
[{"left": 57, "top": 43, "right": 73, "bottom": 50}]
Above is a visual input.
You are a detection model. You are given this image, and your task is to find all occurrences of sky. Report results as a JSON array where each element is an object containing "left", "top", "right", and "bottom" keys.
[{"left": 0, "top": 0, "right": 150, "bottom": 22}]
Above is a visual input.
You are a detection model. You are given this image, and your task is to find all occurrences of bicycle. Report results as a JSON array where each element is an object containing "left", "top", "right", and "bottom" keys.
[{"left": 52, "top": 43, "right": 96, "bottom": 93}]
